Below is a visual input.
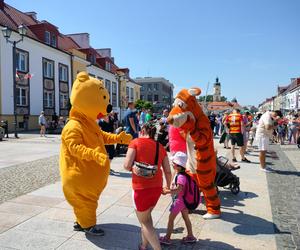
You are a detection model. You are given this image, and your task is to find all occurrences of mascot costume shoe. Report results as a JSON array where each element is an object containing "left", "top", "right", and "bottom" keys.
[
  {"left": 167, "top": 87, "right": 220, "bottom": 219},
  {"left": 60, "top": 72, "right": 132, "bottom": 235}
]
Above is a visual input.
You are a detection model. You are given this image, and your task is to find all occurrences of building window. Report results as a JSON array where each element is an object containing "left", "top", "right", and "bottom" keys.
[
  {"left": 154, "top": 95, "right": 159, "bottom": 102},
  {"left": 141, "top": 86, "right": 145, "bottom": 92},
  {"left": 147, "top": 95, "right": 152, "bottom": 102},
  {"left": 105, "top": 79, "right": 111, "bottom": 94},
  {"left": 43, "top": 59, "right": 54, "bottom": 78},
  {"left": 60, "top": 93, "right": 69, "bottom": 109},
  {"left": 45, "top": 31, "right": 50, "bottom": 45},
  {"left": 126, "top": 87, "right": 129, "bottom": 99},
  {"left": 154, "top": 83, "right": 159, "bottom": 91},
  {"left": 59, "top": 64, "right": 68, "bottom": 82},
  {"left": 89, "top": 54, "right": 96, "bottom": 64},
  {"left": 105, "top": 62, "right": 111, "bottom": 71},
  {"left": 16, "top": 50, "right": 28, "bottom": 72},
  {"left": 148, "top": 84, "right": 152, "bottom": 91},
  {"left": 44, "top": 91, "right": 54, "bottom": 108},
  {"left": 130, "top": 88, "right": 134, "bottom": 102},
  {"left": 140, "top": 95, "right": 144, "bottom": 100},
  {"left": 112, "top": 81, "right": 117, "bottom": 107},
  {"left": 51, "top": 35, "right": 57, "bottom": 47},
  {"left": 16, "top": 87, "right": 28, "bottom": 106}
]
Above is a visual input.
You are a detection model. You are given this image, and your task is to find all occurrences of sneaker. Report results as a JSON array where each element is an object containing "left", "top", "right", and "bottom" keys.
[
  {"left": 232, "top": 158, "right": 237, "bottom": 162},
  {"left": 260, "top": 166, "right": 274, "bottom": 173},
  {"left": 182, "top": 236, "right": 197, "bottom": 243},
  {"left": 73, "top": 222, "right": 84, "bottom": 231},
  {"left": 202, "top": 213, "right": 220, "bottom": 219},
  {"left": 159, "top": 236, "right": 171, "bottom": 245},
  {"left": 84, "top": 225, "right": 105, "bottom": 236},
  {"left": 241, "top": 158, "right": 251, "bottom": 163}
]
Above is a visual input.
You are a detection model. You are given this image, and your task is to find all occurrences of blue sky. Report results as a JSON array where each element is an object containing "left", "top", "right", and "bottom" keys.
[{"left": 7, "top": 0, "right": 300, "bottom": 106}]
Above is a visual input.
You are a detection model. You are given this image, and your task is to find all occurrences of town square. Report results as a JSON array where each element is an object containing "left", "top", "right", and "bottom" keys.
[{"left": 0, "top": 0, "right": 299, "bottom": 249}]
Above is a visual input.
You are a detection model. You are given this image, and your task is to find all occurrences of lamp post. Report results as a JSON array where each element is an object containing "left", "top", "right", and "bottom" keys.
[{"left": 2, "top": 25, "right": 27, "bottom": 138}]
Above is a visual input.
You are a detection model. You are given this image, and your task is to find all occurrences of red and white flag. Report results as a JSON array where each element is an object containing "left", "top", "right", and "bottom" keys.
[
  {"left": 24, "top": 73, "right": 34, "bottom": 79},
  {"left": 16, "top": 71, "right": 19, "bottom": 79}
]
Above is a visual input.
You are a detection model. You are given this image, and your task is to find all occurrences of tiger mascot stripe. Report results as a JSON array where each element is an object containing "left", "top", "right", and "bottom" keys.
[{"left": 167, "top": 87, "right": 221, "bottom": 216}]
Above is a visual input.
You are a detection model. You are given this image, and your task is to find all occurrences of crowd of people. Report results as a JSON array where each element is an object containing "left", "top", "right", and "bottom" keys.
[{"left": 59, "top": 100, "right": 299, "bottom": 249}]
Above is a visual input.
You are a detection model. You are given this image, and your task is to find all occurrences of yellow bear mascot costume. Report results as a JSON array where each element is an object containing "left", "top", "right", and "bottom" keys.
[{"left": 60, "top": 72, "right": 132, "bottom": 235}]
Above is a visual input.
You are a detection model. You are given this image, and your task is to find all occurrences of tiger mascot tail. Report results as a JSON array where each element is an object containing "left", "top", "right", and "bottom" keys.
[{"left": 167, "top": 87, "right": 221, "bottom": 217}]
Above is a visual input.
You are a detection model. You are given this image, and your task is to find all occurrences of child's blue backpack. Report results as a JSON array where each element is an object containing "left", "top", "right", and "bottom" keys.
[{"left": 175, "top": 172, "right": 201, "bottom": 210}]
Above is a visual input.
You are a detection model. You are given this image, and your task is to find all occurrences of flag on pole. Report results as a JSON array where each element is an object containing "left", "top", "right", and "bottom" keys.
[
  {"left": 16, "top": 71, "right": 19, "bottom": 79},
  {"left": 24, "top": 73, "right": 34, "bottom": 79}
]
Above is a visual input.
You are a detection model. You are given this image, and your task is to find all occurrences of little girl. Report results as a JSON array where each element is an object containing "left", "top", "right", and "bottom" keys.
[{"left": 160, "top": 152, "right": 198, "bottom": 245}]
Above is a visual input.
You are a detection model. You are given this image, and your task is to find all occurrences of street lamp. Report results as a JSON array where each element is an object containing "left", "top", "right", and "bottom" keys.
[{"left": 1, "top": 25, "right": 27, "bottom": 138}]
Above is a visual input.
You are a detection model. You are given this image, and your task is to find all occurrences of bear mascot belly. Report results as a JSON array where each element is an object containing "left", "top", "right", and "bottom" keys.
[{"left": 60, "top": 72, "right": 132, "bottom": 231}]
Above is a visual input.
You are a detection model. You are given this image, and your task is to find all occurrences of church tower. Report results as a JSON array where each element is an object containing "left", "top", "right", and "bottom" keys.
[{"left": 213, "top": 77, "right": 221, "bottom": 102}]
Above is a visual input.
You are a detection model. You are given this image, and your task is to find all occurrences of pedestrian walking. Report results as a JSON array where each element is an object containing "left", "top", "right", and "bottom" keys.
[
  {"left": 159, "top": 152, "right": 198, "bottom": 246},
  {"left": 38, "top": 111, "right": 47, "bottom": 137},
  {"left": 226, "top": 109, "right": 250, "bottom": 163},
  {"left": 254, "top": 110, "right": 282, "bottom": 172},
  {"left": 123, "top": 121, "right": 172, "bottom": 250}
]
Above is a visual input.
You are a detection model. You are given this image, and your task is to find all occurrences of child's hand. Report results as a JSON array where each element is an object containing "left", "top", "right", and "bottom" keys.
[{"left": 162, "top": 187, "right": 171, "bottom": 195}]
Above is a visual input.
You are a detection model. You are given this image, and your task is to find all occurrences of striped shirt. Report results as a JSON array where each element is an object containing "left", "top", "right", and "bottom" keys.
[{"left": 226, "top": 113, "right": 243, "bottom": 133}]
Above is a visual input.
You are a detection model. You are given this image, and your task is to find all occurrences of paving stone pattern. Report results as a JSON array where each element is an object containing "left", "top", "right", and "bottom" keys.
[
  {"left": 267, "top": 145, "right": 300, "bottom": 250},
  {"left": 0, "top": 156, "right": 60, "bottom": 204}
]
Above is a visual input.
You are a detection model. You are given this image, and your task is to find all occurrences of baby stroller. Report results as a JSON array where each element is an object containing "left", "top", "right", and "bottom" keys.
[{"left": 215, "top": 156, "right": 240, "bottom": 194}]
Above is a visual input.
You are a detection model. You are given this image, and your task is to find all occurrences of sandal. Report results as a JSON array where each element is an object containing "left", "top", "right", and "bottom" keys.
[
  {"left": 182, "top": 236, "right": 197, "bottom": 243},
  {"left": 138, "top": 244, "right": 147, "bottom": 250},
  {"left": 159, "top": 236, "right": 171, "bottom": 245}
]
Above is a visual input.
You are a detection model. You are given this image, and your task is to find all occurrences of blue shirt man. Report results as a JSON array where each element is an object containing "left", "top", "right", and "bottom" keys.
[{"left": 124, "top": 102, "right": 139, "bottom": 138}]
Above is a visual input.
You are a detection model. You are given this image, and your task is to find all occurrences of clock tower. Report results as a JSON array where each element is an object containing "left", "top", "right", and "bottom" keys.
[{"left": 213, "top": 77, "right": 221, "bottom": 102}]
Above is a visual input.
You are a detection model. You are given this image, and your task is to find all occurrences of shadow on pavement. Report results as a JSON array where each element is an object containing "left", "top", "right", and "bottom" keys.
[
  {"left": 220, "top": 190, "right": 258, "bottom": 208},
  {"left": 161, "top": 238, "right": 241, "bottom": 249},
  {"left": 109, "top": 169, "right": 132, "bottom": 178},
  {"left": 221, "top": 210, "right": 291, "bottom": 236},
  {"left": 273, "top": 169, "right": 300, "bottom": 177},
  {"left": 86, "top": 223, "right": 240, "bottom": 250}
]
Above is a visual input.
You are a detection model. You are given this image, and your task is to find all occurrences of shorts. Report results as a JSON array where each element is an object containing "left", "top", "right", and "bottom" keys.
[
  {"left": 132, "top": 187, "right": 162, "bottom": 212},
  {"left": 229, "top": 133, "right": 244, "bottom": 147},
  {"left": 255, "top": 136, "right": 270, "bottom": 151},
  {"left": 170, "top": 197, "right": 186, "bottom": 215},
  {"left": 243, "top": 132, "right": 249, "bottom": 143}
]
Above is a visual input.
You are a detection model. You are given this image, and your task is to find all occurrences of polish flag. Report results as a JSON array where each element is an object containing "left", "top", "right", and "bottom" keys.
[{"left": 24, "top": 73, "right": 34, "bottom": 79}]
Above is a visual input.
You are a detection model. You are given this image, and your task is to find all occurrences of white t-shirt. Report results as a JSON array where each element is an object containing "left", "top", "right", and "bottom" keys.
[{"left": 256, "top": 111, "right": 273, "bottom": 138}]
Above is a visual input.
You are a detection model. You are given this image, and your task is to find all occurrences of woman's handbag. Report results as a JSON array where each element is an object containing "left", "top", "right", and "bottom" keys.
[{"left": 133, "top": 141, "right": 159, "bottom": 178}]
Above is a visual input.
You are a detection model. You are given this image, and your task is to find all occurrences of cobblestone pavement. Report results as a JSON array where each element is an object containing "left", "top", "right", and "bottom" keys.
[
  {"left": 267, "top": 144, "right": 300, "bottom": 249},
  {"left": 0, "top": 155, "right": 60, "bottom": 204}
]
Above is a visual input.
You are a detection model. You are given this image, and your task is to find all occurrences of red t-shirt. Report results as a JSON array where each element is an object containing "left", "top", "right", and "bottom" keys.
[{"left": 129, "top": 138, "right": 167, "bottom": 190}]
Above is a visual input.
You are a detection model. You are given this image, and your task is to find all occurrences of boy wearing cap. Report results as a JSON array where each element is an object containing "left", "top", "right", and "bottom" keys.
[{"left": 160, "top": 152, "right": 198, "bottom": 245}]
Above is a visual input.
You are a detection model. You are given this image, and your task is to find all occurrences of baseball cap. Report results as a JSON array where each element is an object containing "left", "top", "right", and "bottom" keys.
[{"left": 171, "top": 151, "right": 188, "bottom": 168}]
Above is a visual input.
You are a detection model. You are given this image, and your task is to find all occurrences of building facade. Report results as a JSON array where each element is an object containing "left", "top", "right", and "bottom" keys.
[
  {"left": 134, "top": 77, "right": 174, "bottom": 112},
  {"left": 0, "top": 1, "right": 140, "bottom": 131}
]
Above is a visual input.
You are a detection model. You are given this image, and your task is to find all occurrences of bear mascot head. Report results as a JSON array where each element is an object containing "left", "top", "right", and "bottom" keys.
[{"left": 70, "top": 71, "right": 112, "bottom": 120}]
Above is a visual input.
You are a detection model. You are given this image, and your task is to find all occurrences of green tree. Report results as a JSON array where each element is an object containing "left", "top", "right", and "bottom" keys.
[{"left": 135, "top": 99, "right": 153, "bottom": 111}]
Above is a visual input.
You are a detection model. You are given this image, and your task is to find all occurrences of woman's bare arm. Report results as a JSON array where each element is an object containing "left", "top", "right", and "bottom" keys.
[{"left": 123, "top": 148, "right": 136, "bottom": 171}]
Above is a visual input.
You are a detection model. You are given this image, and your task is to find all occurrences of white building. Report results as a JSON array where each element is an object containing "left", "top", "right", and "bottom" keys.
[{"left": 0, "top": 26, "right": 71, "bottom": 131}]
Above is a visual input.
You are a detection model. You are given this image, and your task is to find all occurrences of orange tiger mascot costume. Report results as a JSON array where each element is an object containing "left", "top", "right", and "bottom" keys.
[{"left": 167, "top": 87, "right": 220, "bottom": 218}]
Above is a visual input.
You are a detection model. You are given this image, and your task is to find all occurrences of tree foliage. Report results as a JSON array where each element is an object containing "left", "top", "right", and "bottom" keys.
[
  {"left": 135, "top": 99, "right": 153, "bottom": 110},
  {"left": 198, "top": 95, "right": 227, "bottom": 102}
]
